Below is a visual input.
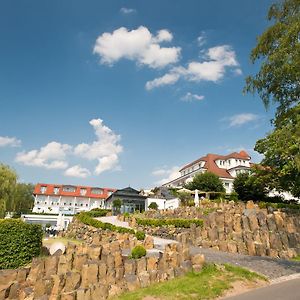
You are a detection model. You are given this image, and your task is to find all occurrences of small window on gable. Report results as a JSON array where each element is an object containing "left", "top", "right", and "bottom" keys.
[
  {"left": 91, "top": 188, "right": 103, "bottom": 195},
  {"left": 62, "top": 185, "right": 76, "bottom": 193},
  {"left": 80, "top": 188, "right": 87, "bottom": 196},
  {"left": 41, "top": 186, "right": 47, "bottom": 194}
]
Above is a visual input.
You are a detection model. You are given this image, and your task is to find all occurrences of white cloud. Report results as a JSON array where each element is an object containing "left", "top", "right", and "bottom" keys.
[
  {"left": 227, "top": 113, "right": 259, "bottom": 127},
  {"left": 16, "top": 142, "right": 71, "bottom": 169},
  {"left": 145, "top": 45, "right": 241, "bottom": 89},
  {"left": 0, "top": 136, "right": 21, "bottom": 147},
  {"left": 15, "top": 118, "right": 123, "bottom": 176},
  {"left": 197, "top": 32, "right": 206, "bottom": 47},
  {"left": 152, "top": 166, "right": 181, "bottom": 185},
  {"left": 74, "top": 118, "right": 123, "bottom": 175},
  {"left": 93, "top": 26, "right": 181, "bottom": 69},
  {"left": 64, "top": 165, "right": 91, "bottom": 178},
  {"left": 120, "top": 7, "right": 136, "bottom": 14},
  {"left": 145, "top": 73, "right": 180, "bottom": 90},
  {"left": 181, "top": 92, "right": 204, "bottom": 102}
]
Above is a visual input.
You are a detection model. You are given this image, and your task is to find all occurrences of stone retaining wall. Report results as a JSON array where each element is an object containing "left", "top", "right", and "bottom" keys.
[
  {"left": 130, "top": 201, "right": 300, "bottom": 259},
  {"left": 0, "top": 223, "right": 205, "bottom": 299}
]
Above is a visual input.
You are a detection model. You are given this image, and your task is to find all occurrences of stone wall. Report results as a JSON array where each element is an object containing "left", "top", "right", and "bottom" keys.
[
  {"left": 0, "top": 223, "right": 205, "bottom": 299},
  {"left": 130, "top": 201, "right": 300, "bottom": 259}
]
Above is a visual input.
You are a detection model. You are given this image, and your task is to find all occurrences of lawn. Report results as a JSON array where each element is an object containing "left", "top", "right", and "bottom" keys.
[
  {"left": 291, "top": 255, "right": 300, "bottom": 262},
  {"left": 113, "top": 264, "right": 267, "bottom": 300},
  {"left": 42, "top": 237, "right": 83, "bottom": 248}
]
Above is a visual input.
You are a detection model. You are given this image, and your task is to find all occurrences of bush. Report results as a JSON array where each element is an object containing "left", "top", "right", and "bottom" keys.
[
  {"left": 136, "top": 218, "right": 203, "bottom": 228},
  {"left": 131, "top": 245, "right": 146, "bottom": 259},
  {"left": 148, "top": 202, "right": 158, "bottom": 210},
  {"left": 135, "top": 231, "right": 146, "bottom": 240},
  {"left": 86, "top": 209, "right": 110, "bottom": 218},
  {"left": 76, "top": 212, "right": 135, "bottom": 234},
  {"left": 233, "top": 173, "right": 267, "bottom": 201},
  {"left": 0, "top": 219, "right": 43, "bottom": 269}
]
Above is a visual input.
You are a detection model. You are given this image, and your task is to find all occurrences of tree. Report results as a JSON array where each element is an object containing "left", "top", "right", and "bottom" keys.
[
  {"left": 148, "top": 202, "right": 158, "bottom": 210},
  {"left": 255, "top": 105, "right": 300, "bottom": 197},
  {"left": 112, "top": 198, "right": 122, "bottom": 213},
  {"left": 233, "top": 172, "right": 268, "bottom": 201},
  {"left": 0, "top": 164, "right": 17, "bottom": 218},
  {"left": 185, "top": 172, "right": 225, "bottom": 193},
  {"left": 244, "top": 0, "right": 300, "bottom": 118},
  {"left": 13, "top": 183, "right": 34, "bottom": 215},
  {"left": 244, "top": 0, "right": 300, "bottom": 198}
]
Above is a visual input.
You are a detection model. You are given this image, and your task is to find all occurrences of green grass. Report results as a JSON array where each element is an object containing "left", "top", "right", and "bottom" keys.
[
  {"left": 291, "top": 255, "right": 300, "bottom": 262},
  {"left": 113, "top": 264, "right": 267, "bottom": 300},
  {"left": 42, "top": 237, "right": 83, "bottom": 247}
]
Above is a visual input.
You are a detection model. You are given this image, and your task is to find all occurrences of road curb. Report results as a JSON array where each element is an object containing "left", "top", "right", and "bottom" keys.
[{"left": 270, "top": 273, "right": 300, "bottom": 285}]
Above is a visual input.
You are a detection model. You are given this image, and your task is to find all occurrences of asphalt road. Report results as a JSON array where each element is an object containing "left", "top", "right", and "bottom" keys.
[{"left": 224, "top": 278, "right": 300, "bottom": 300}]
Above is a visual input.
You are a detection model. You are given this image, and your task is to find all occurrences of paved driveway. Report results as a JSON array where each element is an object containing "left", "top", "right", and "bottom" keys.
[{"left": 224, "top": 277, "right": 300, "bottom": 300}]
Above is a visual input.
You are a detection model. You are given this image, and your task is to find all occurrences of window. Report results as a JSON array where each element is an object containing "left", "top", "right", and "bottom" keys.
[
  {"left": 91, "top": 188, "right": 103, "bottom": 195},
  {"left": 80, "top": 203, "right": 83, "bottom": 206},
  {"left": 62, "top": 185, "right": 76, "bottom": 193},
  {"left": 44, "top": 201, "right": 47, "bottom": 204},
  {"left": 40, "top": 186, "right": 47, "bottom": 194},
  {"left": 80, "top": 188, "right": 87, "bottom": 196},
  {"left": 53, "top": 187, "right": 59, "bottom": 194},
  {"left": 86, "top": 204, "right": 88, "bottom": 206},
  {"left": 224, "top": 183, "right": 229, "bottom": 187}
]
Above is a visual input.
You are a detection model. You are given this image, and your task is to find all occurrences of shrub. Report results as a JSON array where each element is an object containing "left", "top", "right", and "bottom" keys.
[
  {"left": 136, "top": 218, "right": 203, "bottom": 228},
  {"left": 135, "top": 231, "right": 146, "bottom": 240},
  {"left": 131, "top": 245, "right": 146, "bottom": 259},
  {"left": 86, "top": 209, "right": 110, "bottom": 218},
  {"left": 148, "top": 202, "right": 158, "bottom": 210},
  {"left": 0, "top": 219, "right": 43, "bottom": 269}
]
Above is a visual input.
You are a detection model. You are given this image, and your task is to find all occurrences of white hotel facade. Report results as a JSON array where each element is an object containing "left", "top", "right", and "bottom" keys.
[
  {"left": 33, "top": 183, "right": 115, "bottom": 215},
  {"left": 162, "top": 151, "right": 252, "bottom": 193}
]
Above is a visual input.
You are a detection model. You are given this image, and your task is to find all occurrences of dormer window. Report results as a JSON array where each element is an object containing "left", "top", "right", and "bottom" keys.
[
  {"left": 62, "top": 185, "right": 76, "bottom": 193},
  {"left": 40, "top": 186, "right": 47, "bottom": 194},
  {"left": 54, "top": 187, "right": 59, "bottom": 194},
  {"left": 80, "top": 188, "right": 87, "bottom": 196},
  {"left": 91, "top": 188, "right": 103, "bottom": 195}
]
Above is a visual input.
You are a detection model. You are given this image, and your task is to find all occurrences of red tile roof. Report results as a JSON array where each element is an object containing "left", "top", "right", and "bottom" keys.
[
  {"left": 33, "top": 183, "right": 116, "bottom": 200},
  {"left": 179, "top": 151, "right": 251, "bottom": 179}
]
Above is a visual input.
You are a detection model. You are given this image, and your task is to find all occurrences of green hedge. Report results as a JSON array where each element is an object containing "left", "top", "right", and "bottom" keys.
[
  {"left": 85, "top": 209, "right": 110, "bottom": 218},
  {"left": 76, "top": 212, "right": 135, "bottom": 234},
  {"left": 0, "top": 219, "right": 43, "bottom": 269},
  {"left": 136, "top": 218, "right": 203, "bottom": 228},
  {"left": 258, "top": 202, "right": 300, "bottom": 210}
]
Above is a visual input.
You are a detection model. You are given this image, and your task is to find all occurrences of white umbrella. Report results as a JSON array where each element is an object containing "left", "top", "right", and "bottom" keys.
[{"left": 194, "top": 189, "right": 199, "bottom": 207}]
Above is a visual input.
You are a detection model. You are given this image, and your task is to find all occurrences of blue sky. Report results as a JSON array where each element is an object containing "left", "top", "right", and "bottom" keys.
[{"left": 0, "top": 0, "right": 276, "bottom": 189}]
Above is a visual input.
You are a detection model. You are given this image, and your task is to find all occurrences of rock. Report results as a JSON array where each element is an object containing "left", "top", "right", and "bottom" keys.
[
  {"left": 81, "top": 264, "right": 98, "bottom": 288},
  {"left": 27, "top": 258, "right": 45, "bottom": 284},
  {"left": 34, "top": 278, "right": 53, "bottom": 298},
  {"left": 227, "top": 241, "right": 237, "bottom": 253},
  {"left": 0, "top": 270, "right": 17, "bottom": 285},
  {"left": 64, "top": 271, "right": 81, "bottom": 293},
  {"left": 50, "top": 274, "right": 65, "bottom": 298},
  {"left": 191, "top": 254, "right": 205, "bottom": 266},
  {"left": 125, "top": 274, "right": 140, "bottom": 291},
  {"left": 124, "top": 259, "right": 136, "bottom": 274},
  {"left": 138, "top": 271, "right": 150, "bottom": 288},
  {"left": 147, "top": 256, "right": 158, "bottom": 271},
  {"left": 144, "top": 236, "right": 154, "bottom": 249},
  {"left": 44, "top": 256, "right": 59, "bottom": 277}
]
